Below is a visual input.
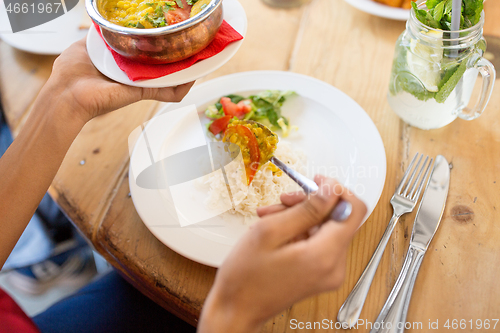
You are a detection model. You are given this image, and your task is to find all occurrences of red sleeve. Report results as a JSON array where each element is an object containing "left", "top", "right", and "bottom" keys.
[{"left": 0, "top": 288, "right": 40, "bottom": 333}]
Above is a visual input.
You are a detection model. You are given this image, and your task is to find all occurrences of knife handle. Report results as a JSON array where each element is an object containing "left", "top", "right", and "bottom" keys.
[
  {"left": 337, "top": 213, "right": 401, "bottom": 327},
  {"left": 369, "top": 244, "right": 425, "bottom": 333}
]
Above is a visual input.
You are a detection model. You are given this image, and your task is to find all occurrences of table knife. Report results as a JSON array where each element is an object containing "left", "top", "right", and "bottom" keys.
[{"left": 370, "top": 155, "right": 450, "bottom": 333}]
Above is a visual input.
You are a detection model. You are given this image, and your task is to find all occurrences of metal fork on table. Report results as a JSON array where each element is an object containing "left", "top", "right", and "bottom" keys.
[{"left": 337, "top": 153, "right": 433, "bottom": 328}]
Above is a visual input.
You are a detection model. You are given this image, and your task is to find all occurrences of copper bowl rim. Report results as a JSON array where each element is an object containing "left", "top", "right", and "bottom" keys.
[{"left": 85, "top": 0, "right": 223, "bottom": 36}]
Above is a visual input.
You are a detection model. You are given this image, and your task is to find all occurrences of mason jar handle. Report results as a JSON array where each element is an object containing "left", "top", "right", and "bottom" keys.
[{"left": 458, "top": 57, "right": 496, "bottom": 120}]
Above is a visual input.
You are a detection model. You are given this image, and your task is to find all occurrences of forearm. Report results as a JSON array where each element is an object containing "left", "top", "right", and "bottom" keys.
[
  {"left": 198, "top": 289, "right": 263, "bottom": 333},
  {"left": 0, "top": 80, "right": 85, "bottom": 268}
]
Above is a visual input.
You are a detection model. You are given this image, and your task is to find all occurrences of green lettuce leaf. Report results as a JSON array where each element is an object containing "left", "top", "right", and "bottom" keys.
[
  {"left": 224, "top": 94, "right": 245, "bottom": 104},
  {"left": 249, "top": 91, "right": 294, "bottom": 128},
  {"left": 253, "top": 90, "right": 295, "bottom": 107}
]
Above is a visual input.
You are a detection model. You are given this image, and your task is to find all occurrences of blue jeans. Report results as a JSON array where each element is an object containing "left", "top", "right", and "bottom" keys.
[{"left": 32, "top": 270, "right": 196, "bottom": 333}]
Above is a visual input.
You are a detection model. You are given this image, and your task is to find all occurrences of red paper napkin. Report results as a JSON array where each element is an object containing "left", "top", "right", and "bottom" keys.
[{"left": 94, "top": 21, "right": 243, "bottom": 81}]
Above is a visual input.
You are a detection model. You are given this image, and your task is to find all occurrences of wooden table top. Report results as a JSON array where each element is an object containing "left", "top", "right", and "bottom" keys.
[{"left": 1, "top": 1, "right": 499, "bottom": 331}]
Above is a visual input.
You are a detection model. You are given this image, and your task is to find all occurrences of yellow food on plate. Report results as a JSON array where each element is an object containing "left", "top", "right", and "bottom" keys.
[
  {"left": 202, "top": 140, "right": 305, "bottom": 219},
  {"left": 401, "top": 0, "right": 412, "bottom": 9},
  {"left": 202, "top": 93, "right": 303, "bottom": 219},
  {"left": 223, "top": 120, "right": 280, "bottom": 185},
  {"left": 374, "top": 0, "right": 411, "bottom": 8},
  {"left": 374, "top": 0, "right": 403, "bottom": 7}
]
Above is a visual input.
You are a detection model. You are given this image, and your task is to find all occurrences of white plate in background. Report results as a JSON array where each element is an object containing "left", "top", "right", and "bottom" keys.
[
  {"left": 343, "top": 0, "right": 410, "bottom": 21},
  {"left": 0, "top": 0, "right": 89, "bottom": 55}
]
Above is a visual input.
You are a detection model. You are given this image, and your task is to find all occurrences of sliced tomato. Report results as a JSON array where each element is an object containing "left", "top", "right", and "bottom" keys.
[
  {"left": 220, "top": 97, "right": 241, "bottom": 117},
  {"left": 165, "top": 0, "right": 192, "bottom": 25},
  {"left": 209, "top": 115, "right": 232, "bottom": 136},
  {"left": 224, "top": 125, "right": 261, "bottom": 185},
  {"left": 237, "top": 100, "right": 252, "bottom": 114},
  {"left": 220, "top": 97, "right": 252, "bottom": 119}
]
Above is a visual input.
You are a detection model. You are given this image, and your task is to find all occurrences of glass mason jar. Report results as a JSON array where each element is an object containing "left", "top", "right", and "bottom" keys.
[{"left": 387, "top": 5, "right": 495, "bottom": 130}]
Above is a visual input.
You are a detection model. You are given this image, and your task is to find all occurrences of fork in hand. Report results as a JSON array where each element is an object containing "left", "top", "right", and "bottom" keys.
[{"left": 337, "top": 153, "right": 433, "bottom": 328}]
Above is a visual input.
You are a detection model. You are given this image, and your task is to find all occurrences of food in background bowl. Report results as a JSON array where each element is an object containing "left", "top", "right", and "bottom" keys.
[
  {"left": 375, "top": 0, "right": 411, "bottom": 9},
  {"left": 100, "top": 0, "right": 212, "bottom": 29},
  {"left": 86, "top": 0, "right": 223, "bottom": 64}
]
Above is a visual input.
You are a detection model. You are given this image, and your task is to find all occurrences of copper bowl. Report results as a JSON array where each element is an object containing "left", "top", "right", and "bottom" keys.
[{"left": 86, "top": 0, "right": 223, "bottom": 64}]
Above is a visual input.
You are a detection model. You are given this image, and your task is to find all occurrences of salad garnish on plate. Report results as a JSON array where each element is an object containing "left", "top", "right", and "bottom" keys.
[{"left": 205, "top": 90, "right": 297, "bottom": 137}]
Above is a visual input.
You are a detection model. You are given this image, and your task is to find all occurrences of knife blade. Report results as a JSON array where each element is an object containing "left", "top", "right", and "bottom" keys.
[
  {"left": 369, "top": 155, "right": 450, "bottom": 333},
  {"left": 410, "top": 155, "right": 450, "bottom": 250}
]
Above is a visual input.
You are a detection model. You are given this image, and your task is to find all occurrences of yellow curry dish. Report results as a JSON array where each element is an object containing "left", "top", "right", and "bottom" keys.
[
  {"left": 99, "top": 0, "right": 212, "bottom": 29},
  {"left": 223, "top": 120, "right": 279, "bottom": 185},
  {"left": 206, "top": 90, "right": 296, "bottom": 184},
  {"left": 202, "top": 91, "right": 304, "bottom": 218}
]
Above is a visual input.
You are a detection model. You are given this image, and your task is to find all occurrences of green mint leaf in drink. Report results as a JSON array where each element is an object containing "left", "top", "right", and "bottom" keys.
[
  {"left": 406, "top": 0, "right": 485, "bottom": 103},
  {"left": 432, "top": 1, "right": 445, "bottom": 22},
  {"left": 444, "top": 0, "right": 453, "bottom": 14},
  {"left": 463, "top": 0, "right": 483, "bottom": 26},
  {"left": 413, "top": 0, "right": 483, "bottom": 30},
  {"left": 435, "top": 60, "right": 467, "bottom": 103},
  {"left": 426, "top": 0, "right": 441, "bottom": 9},
  {"left": 388, "top": 0, "right": 489, "bottom": 127},
  {"left": 426, "top": 0, "right": 459, "bottom": 30},
  {"left": 412, "top": 2, "right": 440, "bottom": 29},
  {"left": 438, "top": 63, "right": 459, "bottom": 89},
  {"left": 389, "top": 47, "right": 436, "bottom": 101}
]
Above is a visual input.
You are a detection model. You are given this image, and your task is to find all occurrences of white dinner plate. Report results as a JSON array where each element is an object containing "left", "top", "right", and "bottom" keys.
[
  {"left": 0, "top": 0, "right": 89, "bottom": 55},
  {"left": 343, "top": 0, "right": 410, "bottom": 21},
  {"left": 86, "top": 0, "right": 247, "bottom": 88},
  {"left": 129, "top": 71, "right": 387, "bottom": 267}
]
